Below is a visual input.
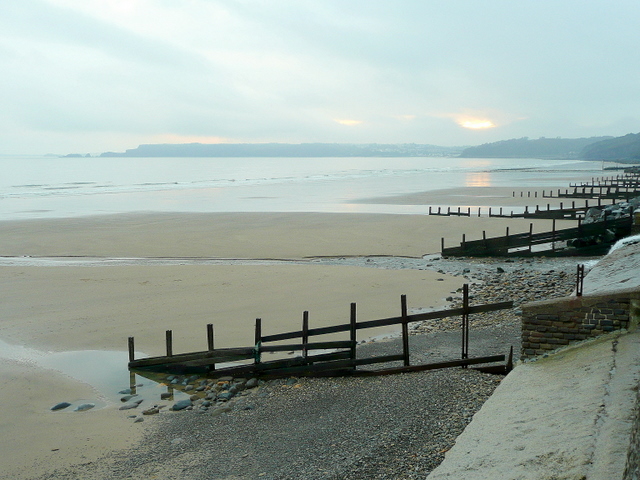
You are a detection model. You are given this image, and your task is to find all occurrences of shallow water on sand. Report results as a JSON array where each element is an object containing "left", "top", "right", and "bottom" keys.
[{"left": 0, "top": 338, "right": 191, "bottom": 411}]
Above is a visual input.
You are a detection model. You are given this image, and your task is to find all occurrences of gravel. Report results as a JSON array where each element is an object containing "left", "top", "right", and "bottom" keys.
[{"left": 35, "top": 254, "right": 594, "bottom": 480}]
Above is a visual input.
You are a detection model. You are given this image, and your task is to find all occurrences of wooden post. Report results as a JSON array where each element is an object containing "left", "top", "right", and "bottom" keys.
[
  {"left": 129, "top": 371, "right": 136, "bottom": 393},
  {"left": 207, "top": 323, "right": 216, "bottom": 371},
  {"left": 528, "top": 223, "right": 533, "bottom": 254},
  {"left": 165, "top": 330, "right": 173, "bottom": 357},
  {"left": 441, "top": 237, "right": 445, "bottom": 253},
  {"left": 350, "top": 302, "right": 357, "bottom": 362},
  {"left": 478, "top": 207, "right": 481, "bottom": 217},
  {"left": 401, "top": 295, "right": 410, "bottom": 367},
  {"left": 128, "top": 336, "right": 135, "bottom": 362},
  {"left": 302, "top": 311, "right": 309, "bottom": 358},
  {"left": 576, "top": 264, "right": 584, "bottom": 296},
  {"left": 207, "top": 324, "right": 214, "bottom": 351},
  {"left": 462, "top": 234, "right": 466, "bottom": 250},
  {"left": 254, "top": 318, "right": 262, "bottom": 365},
  {"left": 489, "top": 207, "right": 492, "bottom": 217},
  {"left": 461, "top": 284, "right": 469, "bottom": 367},
  {"left": 429, "top": 206, "right": 432, "bottom": 215},
  {"left": 552, "top": 219, "right": 556, "bottom": 252}
]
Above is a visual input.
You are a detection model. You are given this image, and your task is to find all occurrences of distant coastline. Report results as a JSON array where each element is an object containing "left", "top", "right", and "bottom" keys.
[
  {"left": 96, "top": 142, "right": 465, "bottom": 158},
  {"left": 60, "top": 132, "right": 640, "bottom": 163}
]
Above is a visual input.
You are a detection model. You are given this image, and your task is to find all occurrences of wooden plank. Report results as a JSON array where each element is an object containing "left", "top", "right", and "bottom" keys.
[
  {"left": 259, "top": 340, "right": 356, "bottom": 353},
  {"left": 162, "top": 351, "right": 356, "bottom": 373},
  {"left": 255, "top": 354, "right": 406, "bottom": 377},
  {"left": 209, "top": 350, "right": 355, "bottom": 376},
  {"left": 353, "top": 355, "right": 506, "bottom": 376},
  {"left": 262, "top": 301, "right": 513, "bottom": 343},
  {"left": 128, "top": 346, "right": 255, "bottom": 368}
]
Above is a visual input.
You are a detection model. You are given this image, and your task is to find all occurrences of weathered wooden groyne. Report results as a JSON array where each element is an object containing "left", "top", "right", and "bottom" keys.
[{"left": 128, "top": 285, "right": 513, "bottom": 378}]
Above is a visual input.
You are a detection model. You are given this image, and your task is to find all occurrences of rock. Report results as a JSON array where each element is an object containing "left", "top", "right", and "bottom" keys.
[
  {"left": 160, "top": 392, "right": 172, "bottom": 400},
  {"left": 119, "top": 399, "right": 143, "bottom": 410},
  {"left": 210, "top": 406, "right": 232, "bottom": 417},
  {"left": 184, "top": 385, "right": 194, "bottom": 391},
  {"left": 51, "top": 402, "right": 71, "bottom": 411},
  {"left": 217, "top": 376, "right": 234, "bottom": 382},
  {"left": 496, "top": 267, "right": 505, "bottom": 273},
  {"left": 142, "top": 406, "right": 161, "bottom": 415},
  {"left": 120, "top": 394, "right": 138, "bottom": 402},
  {"left": 190, "top": 394, "right": 200, "bottom": 401},
  {"left": 217, "top": 391, "right": 234, "bottom": 401},
  {"left": 74, "top": 403, "right": 95, "bottom": 412},
  {"left": 118, "top": 388, "right": 133, "bottom": 395},
  {"left": 245, "top": 378, "right": 259, "bottom": 389},
  {"left": 171, "top": 399, "right": 192, "bottom": 411}
]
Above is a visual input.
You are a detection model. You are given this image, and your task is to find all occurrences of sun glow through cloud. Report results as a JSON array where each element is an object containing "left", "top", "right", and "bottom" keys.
[
  {"left": 334, "top": 119, "right": 364, "bottom": 126},
  {"left": 457, "top": 117, "right": 496, "bottom": 130}
]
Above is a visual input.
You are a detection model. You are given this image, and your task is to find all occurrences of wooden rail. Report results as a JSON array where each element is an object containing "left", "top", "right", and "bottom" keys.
[{"left": 128, "top": 286, "right": 513, "bottom": 377}]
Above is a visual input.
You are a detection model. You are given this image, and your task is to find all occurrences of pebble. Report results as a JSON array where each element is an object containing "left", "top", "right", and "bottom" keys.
[
  {"left": 73, "top": 403, "right": 95, "bottom": 412},
  {"left": 50, "top": 402, "right": 71, "bottom": 411}
]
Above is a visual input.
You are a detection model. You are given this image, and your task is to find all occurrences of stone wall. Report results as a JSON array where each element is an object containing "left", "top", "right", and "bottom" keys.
[{"left": 521, "top": 287, "right": 640, "bottom": 359}]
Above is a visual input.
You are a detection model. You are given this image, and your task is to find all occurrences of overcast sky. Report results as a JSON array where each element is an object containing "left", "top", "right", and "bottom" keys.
[{"left": 2, "top": 0, "right": 640, "bottom": 154}]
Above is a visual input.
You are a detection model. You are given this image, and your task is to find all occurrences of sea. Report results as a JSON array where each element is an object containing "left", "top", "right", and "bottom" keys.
[{"left": 0, "top": 155, "right": 609, "bottom": 220}]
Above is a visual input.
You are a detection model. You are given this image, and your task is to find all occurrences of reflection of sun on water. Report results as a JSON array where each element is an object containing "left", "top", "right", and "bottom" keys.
[{"left": 465, "top": 171, "right": 491, "bottom": 187}]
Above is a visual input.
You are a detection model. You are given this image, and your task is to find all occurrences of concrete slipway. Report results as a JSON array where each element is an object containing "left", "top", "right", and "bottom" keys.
[{"left": 427, "top": 235, "right": 640, "bottom": 480}]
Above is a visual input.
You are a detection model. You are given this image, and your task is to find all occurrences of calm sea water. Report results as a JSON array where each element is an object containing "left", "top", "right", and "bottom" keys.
[{"left": 0, "top": 156, "right": 606, "bottom": 220}]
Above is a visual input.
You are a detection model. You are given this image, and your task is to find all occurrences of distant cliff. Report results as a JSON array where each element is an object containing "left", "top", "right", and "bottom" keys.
[
  {"left": 100, "top": 143, "right": 464, "bottom": 158},
  {"left": 459, "top": 136, "right": 611, "bottom": 159},
  {"left": 580, "top": 133, "right": 640, "bottom": 162}
]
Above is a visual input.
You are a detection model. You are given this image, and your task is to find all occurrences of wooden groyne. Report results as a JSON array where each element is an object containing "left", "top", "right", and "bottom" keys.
[
  {"left": 441, "top": 214, "right": 634, "bottom": 257},
  {"left": 128, "top": 285, "right": 513, "bottom": 378}
]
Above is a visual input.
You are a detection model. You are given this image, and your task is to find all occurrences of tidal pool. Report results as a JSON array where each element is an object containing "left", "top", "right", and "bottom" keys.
[{"left": 0, "top": 338, "right": 190, "bottom": 411}]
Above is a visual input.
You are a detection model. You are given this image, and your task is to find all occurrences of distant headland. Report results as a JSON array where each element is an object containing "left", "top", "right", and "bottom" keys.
[
  {"left": 98, "top": 143, "right": 463, "bottom": 158},
  {"left": 62, "top": 132, "right": 640, "bottom": 162}
]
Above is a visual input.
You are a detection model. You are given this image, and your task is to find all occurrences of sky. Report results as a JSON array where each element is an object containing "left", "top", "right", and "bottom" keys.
[{"left": 1, "top": 0, "right": 640, "bottom": 155}]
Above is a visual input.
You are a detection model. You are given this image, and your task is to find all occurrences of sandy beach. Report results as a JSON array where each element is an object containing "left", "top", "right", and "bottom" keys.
[{"left": 0, "top": 184, "right": 587, "bottom": 479}]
